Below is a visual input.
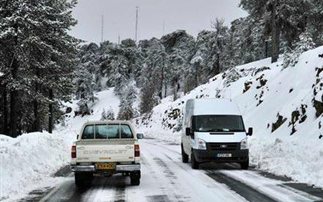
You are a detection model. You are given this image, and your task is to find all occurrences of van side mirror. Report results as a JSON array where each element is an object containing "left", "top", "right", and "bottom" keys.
[
  {"left": 77, "top": 135, "right": 79, "bottom": 139},
  {"left": 137, "top": 133, "right": 144, "bottom": 139},
  {"left": 247, "top": 127, "right": 253, "bottom": 136},
  {"left": 185, "top": 128, "right": 192, "bottom": 136}
]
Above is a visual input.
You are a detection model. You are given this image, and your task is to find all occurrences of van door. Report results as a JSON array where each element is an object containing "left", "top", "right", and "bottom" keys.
[{"left": 183, "top": 117, "right": 194, "bottom": 155}]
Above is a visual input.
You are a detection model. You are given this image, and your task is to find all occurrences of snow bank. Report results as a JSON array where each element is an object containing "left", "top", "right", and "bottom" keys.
[
  {"left": 135, "top": 46, "right": 323, "bottom": 187},
  {"left": 0, "top": 132, "right": 69, "bottom": 201},
  {"left": 249, "top": 137, "right": 323, "bottom": 187}
]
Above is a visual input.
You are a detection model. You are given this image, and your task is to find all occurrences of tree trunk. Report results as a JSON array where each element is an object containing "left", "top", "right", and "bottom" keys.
[
  {"left": 159, "top": 63, "right": 164, "bottom": 99},
  {"left": 265, "top": 40, "right": 269, "bottom": 58},
  {"left": 33, "top": 99, "right": 40, "bottom": 132},
  {"left": 33, "top": 77, "right": 40, "bottom": 132},
  {"left": 1, "top": 85, "right": 8, "bottom": 135},
  {"left": 9, "top": 90, "right": 18, "bottom": 137},
  {"left": 0, "top": 83, "right": 8, "bottom": 134},
  {"left": 213, "top": 53, "right": 220, "bottom": 75},
  {"left": 164, "top": 81, "right": 167, "bottom": 98},
  {"left": 9, "top": 54, "right": 19, "bottom": 137},
  {"left": 48, "top": 88, "right": 53, "bottom": 133},
  {"left": 195, "top": 63, "right": 199, "bottom": 87},
  {"left": 173, "top": 78, "right": 178, "bottom": 101},
  {"left": 8, "top": 23, "right": 20, "bottom": 137},
  {"left": 271, "top": 0, "right": 280, "bottom": 63}
]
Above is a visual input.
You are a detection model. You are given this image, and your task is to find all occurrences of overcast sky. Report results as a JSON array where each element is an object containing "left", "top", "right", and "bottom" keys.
[{"left": 70, "top": 0, "right": 247, "bottom": 44}]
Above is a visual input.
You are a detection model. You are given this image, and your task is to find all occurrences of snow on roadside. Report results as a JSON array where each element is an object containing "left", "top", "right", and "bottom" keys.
[
  {"left": 0, "top": 132, "right": 69, "bottom": 201},
  {"left": 249, "top": 136, "right": 323, "bottom": 188},
  {"left": 135, "top": 46, "right": 323, "bottom": 188},
  {"left": 0, "top": 88, "right": 120, "bottom": 201}
]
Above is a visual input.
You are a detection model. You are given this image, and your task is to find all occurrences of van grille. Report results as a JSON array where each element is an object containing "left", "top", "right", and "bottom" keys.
[{"left": 207, "top": 143, "right": 239, "bottom": 151}]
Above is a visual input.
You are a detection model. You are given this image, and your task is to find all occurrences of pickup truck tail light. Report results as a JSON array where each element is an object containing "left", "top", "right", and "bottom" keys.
[
  {"left": 134, "top": 144, "right": 140, "bottom": 157},
  {"left": 71, "top": 145, "right": 76, "bottom": 158}
]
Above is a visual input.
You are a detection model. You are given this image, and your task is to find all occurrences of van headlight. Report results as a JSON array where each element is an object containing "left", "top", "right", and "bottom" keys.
[
  {"left": 240, "top": 138, "right": 248, "bottom": 150},
  {"left": 197, "top": 138, "right": 207, "bottom": 150}
]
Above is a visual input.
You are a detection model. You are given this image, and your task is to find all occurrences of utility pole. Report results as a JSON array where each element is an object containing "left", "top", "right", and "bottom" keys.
[
  {"left": 101, "top": 15, "right": 104, "bottom": 43},
  {"left": 118, "top": 34, "right": 120, "bottom": 45},
  {"left": 135, "top": 6, "right": 139, "bottom": 43}
]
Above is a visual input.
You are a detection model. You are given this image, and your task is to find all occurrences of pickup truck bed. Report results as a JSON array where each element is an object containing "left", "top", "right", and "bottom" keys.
[{"left": 70, "top": 121, "right": 142, "bottom": 187}]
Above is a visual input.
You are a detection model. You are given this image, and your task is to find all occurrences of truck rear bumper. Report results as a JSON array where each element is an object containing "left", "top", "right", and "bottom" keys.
[
  {"left": 116, "top": 164, "right": 140, "bottom": 171},
  {"left": 70, "top": 164, "right": 141, "bottom": 172},
  {"left": 71, "top": 165, "right": 95, "bottom": 172}
]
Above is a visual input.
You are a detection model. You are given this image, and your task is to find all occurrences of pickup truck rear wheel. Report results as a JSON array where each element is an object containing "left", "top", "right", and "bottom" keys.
[
  {"left": 130, "top": 172, "right": 140, "bottom": 186},
  {"left": 131, "top": 176, "right": 140, "bottom": 185},
  {"left": 191, "top": 153, "right": 199, "bottom": 169},
  {"left": 75, "top": 172, "right": 93, "bottom": 188},
  {"left": 181, "top": 144, "right": 188, "bottom": 163},
  {"left": 240, "top": 159, "right": 249, "bottom": 170}
]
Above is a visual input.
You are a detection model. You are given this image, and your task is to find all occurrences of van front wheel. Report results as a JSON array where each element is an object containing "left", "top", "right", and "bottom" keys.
[
  {"left": 181, "top": 144, "right": 188, "bottom": 163},
  {"left": 191, "top": 152, "right": 199, "bottom": 169}
]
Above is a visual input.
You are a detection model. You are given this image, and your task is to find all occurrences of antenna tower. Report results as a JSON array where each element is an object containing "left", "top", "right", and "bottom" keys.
[
  {"left": 101, "top": 15, "right": 104, "bottom": 43},
  {"left": 135, "top": 6, "right": 139, "bottom": 42}
]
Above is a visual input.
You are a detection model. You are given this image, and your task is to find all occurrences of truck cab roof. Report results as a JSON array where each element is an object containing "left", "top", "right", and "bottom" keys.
[{"left": 82, "top": 120, "right": 133, "bottom": 126}]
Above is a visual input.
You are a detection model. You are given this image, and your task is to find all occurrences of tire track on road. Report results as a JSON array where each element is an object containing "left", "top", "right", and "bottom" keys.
[{"left": 207, "top": 171, "right": 277, "bottom": 202}]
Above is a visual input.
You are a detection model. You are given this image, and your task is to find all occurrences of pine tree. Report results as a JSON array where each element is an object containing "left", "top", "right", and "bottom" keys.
[
  {"left": 139, "top": 80, "right": 158, "bottom": 114},
  {"left": 117, "top": 84, "right": 137, "bottom": 120},
  {"left": 161, "top": 30, "right": 195, "bottom": 100},
  {"left": 139, "top": 38, "right": 167, "bottom": 98},
  {"left": 283, "top": 30, "right": 316, "bottom": 68},
  {"left": 0, "top": 0, "right": 78, "bottom": 136},
  {"left": 240, "top": 0, "right": 312, "bottom": 63},
  {"left": 106, "top": 108, "right": 115, "bottom": 120}
]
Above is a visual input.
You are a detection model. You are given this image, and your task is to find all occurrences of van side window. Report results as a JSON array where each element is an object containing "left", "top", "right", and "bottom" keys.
[{"left": 82, "top": 125, "right": 94, "bottom": 139}]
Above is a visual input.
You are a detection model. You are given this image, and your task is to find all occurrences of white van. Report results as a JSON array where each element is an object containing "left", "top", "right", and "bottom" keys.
[{"left": 181, "top": 98, "right": 252, "bottom": 169}]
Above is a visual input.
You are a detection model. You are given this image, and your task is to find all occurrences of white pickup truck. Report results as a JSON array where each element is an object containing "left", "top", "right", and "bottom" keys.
[{"left": 70, "top": 121, "right": 143, "bottom": 187}]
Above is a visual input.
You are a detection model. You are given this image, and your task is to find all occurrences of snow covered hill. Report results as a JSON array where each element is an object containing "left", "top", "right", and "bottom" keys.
[{"left": 134, "top": 46, "right": 323, "bottom": 187}]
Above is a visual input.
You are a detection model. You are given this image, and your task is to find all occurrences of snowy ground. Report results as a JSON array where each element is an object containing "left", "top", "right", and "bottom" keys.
[
  {"left": 23, "top": 139, "right": 323, "bottom": 202},
  {"left": 1, "top": 47, "right": 323, "bottom": 201},
  {"left": 0, "top": 132, "right": 69, "bottom": 201}
]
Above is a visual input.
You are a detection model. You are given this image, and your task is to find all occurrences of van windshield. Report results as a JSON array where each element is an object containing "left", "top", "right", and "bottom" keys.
[{"left": 193, "top": 115, "right": 245, "bottom": 132}]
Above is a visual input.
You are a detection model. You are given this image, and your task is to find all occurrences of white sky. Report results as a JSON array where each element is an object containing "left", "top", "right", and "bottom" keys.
[{"left": 70, "top": 0, "right": 247, "bottom": 44}]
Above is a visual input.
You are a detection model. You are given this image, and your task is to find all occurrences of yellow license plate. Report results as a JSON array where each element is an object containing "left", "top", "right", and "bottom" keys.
[{"left": 96, "top": 163, "right": 116, "bottom": 170}]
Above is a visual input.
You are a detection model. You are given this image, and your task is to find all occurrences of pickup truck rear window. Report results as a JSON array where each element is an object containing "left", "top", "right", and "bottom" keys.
[
  {"left": 82, "top": 125, "right": 94, "bottom": 139},
  {"left": 81, "top": 124, "right": 133, "bottom": 139}
]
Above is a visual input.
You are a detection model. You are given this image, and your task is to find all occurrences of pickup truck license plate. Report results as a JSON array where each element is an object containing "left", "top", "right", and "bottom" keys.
[
  {"left": 96, "top": 163, "right": 116, "bottom": 170},
  {"left": 217, "top": 153, "right": 232, "bottom": 158}
]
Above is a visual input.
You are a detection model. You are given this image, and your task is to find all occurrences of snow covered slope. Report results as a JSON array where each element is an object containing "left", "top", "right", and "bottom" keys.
[
  {"left": 135, "top": 46, "right": 323, "bottom": 187},
  {"left": 0, "top": 88, "right": 120, "bottom": 201}
]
